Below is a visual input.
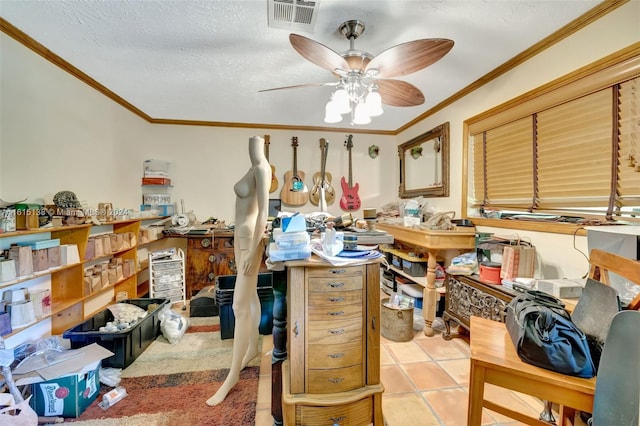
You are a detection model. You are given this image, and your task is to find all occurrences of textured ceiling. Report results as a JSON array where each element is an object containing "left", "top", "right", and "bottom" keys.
[{"left": 0, "top": 0, "right": 603, "bottom": 132}]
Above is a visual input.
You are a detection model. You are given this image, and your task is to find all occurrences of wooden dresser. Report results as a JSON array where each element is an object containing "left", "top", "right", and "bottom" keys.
[
  {"left": 184, "top": 231, "right": 236, "bottom": 298},
  {"left": 280, "top": 257, "right": 384, "bottom": 426}
]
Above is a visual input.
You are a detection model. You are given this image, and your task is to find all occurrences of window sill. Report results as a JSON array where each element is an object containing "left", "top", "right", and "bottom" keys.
[{"left": 469, "top": 217, "right": 588, "bottom": 236}]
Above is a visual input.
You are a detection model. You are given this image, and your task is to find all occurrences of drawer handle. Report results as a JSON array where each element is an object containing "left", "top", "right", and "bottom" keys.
[
  {"left": 208, "top": 272, "right": 215, "bottom": 281},
  {"left": 328, "top": 311, "right": 344, "bottom": 316},
  {"left": 372, "top": 315, "right": 376, "bottom": 330},
  {"left": 330, "top": 416, "right": 346, "bottom": 423},
  {"left": 294, "top": 321, "right": 299, "bottom": 337},
  {"left": 328, "top": 353, "right": 344, "bottom": 359},
  {"left": 328, "top": 328, "right": 344, "bottom": 335},
  {"left": 201, "top": 238, "right": 211, "bottom": 248},
  {"left": 327, "top": 282, "right": 344, "bottom": 288},
  {"left": 329, "top": 269, "right": 347, "bottom": 274},
  {"left": 328, "top": 377, "right": 344, "bottom": 384},
  {"left": 208, "top": 255, "right": 215, "bottom": 263},
  {"left": 327, "top": 296, "right": 345, "bottom": 302}
]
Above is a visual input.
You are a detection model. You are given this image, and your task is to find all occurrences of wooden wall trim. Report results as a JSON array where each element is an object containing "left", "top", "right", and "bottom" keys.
[{"left": 1, "top": 0, "right": 629, "bottom": 135}]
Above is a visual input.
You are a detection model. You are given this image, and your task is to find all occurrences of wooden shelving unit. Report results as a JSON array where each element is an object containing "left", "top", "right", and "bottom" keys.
[{"left": 0, "top": 217, "right": 165, "bottom": 340}]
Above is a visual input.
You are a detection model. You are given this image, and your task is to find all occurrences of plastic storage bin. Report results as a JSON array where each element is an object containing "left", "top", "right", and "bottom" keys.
[
  {"left": 215, "top": 273, "right": 274, "bottom": 340},
  {"left": 62, "top": 298, "right": 169, "bottom": 368},
  {"left": 403, "top": 259, "right": 427, "bottom": 277}
]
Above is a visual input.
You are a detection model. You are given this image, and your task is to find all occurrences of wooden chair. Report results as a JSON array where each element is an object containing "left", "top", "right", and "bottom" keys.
[
  {"left": 467, "top": 248, "right": 640, "bottom": 426},
  {"left": 588, "top": 248, "right": 640, "bottom": 310}
]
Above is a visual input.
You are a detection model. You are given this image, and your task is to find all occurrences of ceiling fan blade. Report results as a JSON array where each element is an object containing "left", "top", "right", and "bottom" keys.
[
  {"left": 289, "top": 34, "right": 350, "bottom": 74},
  {"left": 376, "top": 79, "right": 425, "bottom": 107},
  {"left": 259, "top": 81, "right": 338, "bottom": 93},
  {"left": 366, "top": 38, "right": 454, "bottom": 78}
]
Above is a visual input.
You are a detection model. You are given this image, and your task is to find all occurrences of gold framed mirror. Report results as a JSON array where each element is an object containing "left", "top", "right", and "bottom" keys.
[{"left": 398, "top": 121, "right": 449, "bottom": 198}]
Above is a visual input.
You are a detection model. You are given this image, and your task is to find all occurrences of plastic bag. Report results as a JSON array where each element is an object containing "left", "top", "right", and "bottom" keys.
[
  {"left": 100, "top": 367, "right": 122, "bottom": 387},
  {"left": 158, "top": 305, "right": 189, "bottom": 344},
  {"left": 103, "top": 302, "right": 148, "bottom": 332}
]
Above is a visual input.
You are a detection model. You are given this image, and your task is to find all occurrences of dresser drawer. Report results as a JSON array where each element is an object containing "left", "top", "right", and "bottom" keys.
[
  {"left": 297, "top": 394, "right": 372, "bottom": 425},
  {"left": 307, "top": 364, "right": 363, "bottom": 394},
  {"left": 307, "top": 292, "right": 362, "bottom": 322},
  {"left": 307, "top": 318, "right": 362, "bottom": 344},
  {"left": 308, "top": 275, "right": 362, "bottom": 292},
  {"left": 307, "top": 265, "right": 362, "bottom": 278},
  {"left": 308, "top": 341, "right": 362, "bottom": 369}
]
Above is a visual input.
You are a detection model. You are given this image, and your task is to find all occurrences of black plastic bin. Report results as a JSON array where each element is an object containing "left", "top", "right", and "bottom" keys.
[
  {"left": 62, "top": 298, "right": 169, "bottom": 368},
  {"left": 216, "top": 273, "right": 273, "bottom": 340}
]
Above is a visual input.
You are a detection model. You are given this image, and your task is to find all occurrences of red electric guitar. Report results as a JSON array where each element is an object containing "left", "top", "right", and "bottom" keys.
[{"left": 340, "top": 135, "right": 361, "bottom": 211}]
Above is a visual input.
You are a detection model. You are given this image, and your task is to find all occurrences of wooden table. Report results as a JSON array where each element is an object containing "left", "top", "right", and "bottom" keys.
[
  {"left": 376, "top": 223, "right": 476, "bottom": 336},
  {"left": 468, "top": 316, "right": 596, "bottom": 426}
]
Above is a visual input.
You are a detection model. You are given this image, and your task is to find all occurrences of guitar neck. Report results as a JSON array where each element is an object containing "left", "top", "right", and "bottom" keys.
[{"left": 348, "top": 146, "right": 353, "bottom": 187}]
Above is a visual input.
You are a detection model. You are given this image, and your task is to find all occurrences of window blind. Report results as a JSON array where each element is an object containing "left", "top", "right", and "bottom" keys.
[{"left": 470, "top": 72, "right": 640, "bottom": 219}]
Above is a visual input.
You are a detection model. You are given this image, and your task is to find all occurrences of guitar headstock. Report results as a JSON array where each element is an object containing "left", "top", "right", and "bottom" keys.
[
  {"left": 344, "top": 134, "right": 353, "bottom": 150},
  {"left": 291, "top": 136, "right": 299, "bottom": 147}
]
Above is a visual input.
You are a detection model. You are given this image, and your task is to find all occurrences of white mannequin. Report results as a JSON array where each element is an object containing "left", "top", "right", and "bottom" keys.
[{"left": 207, "top": 136, "right": 271, "bottom": 406}]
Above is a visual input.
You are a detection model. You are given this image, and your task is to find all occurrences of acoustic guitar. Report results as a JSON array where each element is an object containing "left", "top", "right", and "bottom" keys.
[
  {"left": 264, "top": 135, "right": 278, "bottom": 193},
  {"left": 280, "top": 136, "right": 309, "bottom": 206},
  {"left": 309, "top": 138, "right": 335, "bottom": 210},
  {"left": 340, "top": 134, "right": 361, "bottom": 211}
]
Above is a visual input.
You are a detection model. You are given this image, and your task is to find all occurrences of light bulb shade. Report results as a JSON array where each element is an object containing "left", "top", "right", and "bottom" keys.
[
  {"left": 365, "top": 90, "right": 383, "bottom": 117},
  {"left": 324, "top": 102, "right": 342, "bottom": 123},
  {"left": 332, "top": 88, "right": 351, "bottom": 114},
  {"left": 353, "top": 103, "right": 371, "bottom": 125}
]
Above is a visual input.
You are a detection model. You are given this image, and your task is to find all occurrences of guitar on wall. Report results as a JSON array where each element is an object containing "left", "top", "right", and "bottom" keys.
[
  {"left": 264, "top": 135, "right": 278, "bottom": 193},
  {"left": 280, "top": 136, "right": 309, "bottom": 206},
  {"left": 309, "top": 138, "right": 335, "bottom": 211},
  {"left": 340, "top": 134, "right": 361, "bottom": 211}
]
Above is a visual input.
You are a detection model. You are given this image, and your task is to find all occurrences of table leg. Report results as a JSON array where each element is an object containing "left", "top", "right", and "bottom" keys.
[
  {"left": 271, "top": 270, "right": 287, "bottom": 426},
  {"left": 467, "top": 360, "right": 485, "bottom": 426},
  {"left": 422, "top": 251, "right": 438, "bottom": 336}
]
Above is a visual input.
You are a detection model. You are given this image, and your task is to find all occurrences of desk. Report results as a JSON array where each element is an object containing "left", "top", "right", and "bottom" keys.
[
  {"left": 468, "top": 316, "right": 595, "bottom": 426},
  {"left": 376, "top": 223, "right": 476, "bottom": 336}
]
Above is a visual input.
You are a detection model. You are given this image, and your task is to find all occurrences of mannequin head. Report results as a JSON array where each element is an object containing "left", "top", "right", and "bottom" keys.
[{"left": 249, "top": 136, "right": 265, "bottom": 164}]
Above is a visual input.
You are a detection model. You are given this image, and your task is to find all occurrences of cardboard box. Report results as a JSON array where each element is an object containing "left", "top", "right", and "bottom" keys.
[{"left": 13, "top": 343, "right": 114, "bottom": 418}]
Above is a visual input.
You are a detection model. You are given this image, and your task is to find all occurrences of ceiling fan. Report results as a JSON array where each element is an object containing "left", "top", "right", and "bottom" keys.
[{"left": 261, "top": 20, "right": 454, "bottom": 123}]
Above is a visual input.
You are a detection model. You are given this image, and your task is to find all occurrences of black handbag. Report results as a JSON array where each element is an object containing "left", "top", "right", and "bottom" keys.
[{"left": 505, "top": 290, "right": 595, "bottom": 378}]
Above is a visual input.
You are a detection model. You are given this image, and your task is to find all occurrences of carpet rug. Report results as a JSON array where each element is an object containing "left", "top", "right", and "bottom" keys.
[{"left": 64, "top": 315, "right": 262, "bottom": 426}]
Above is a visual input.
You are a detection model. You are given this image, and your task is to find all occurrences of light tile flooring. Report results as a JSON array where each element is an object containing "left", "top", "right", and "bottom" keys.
[{"left": 252, "top": 319, "right": 580, "bottom": 426}]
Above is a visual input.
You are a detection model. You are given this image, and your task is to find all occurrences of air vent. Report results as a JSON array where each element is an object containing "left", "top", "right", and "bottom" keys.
[{"left": 268, "top": 0, "right": 320, "bottom": 33}]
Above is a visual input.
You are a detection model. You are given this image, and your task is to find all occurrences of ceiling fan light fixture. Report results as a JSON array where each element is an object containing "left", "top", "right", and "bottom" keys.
[
  {"left": 324, "top": 104, "right": 342, "bottom": 123},
  {"left": 365, "top": 87, "right": 383, "bottom": 117},
  {"left": 353, "top": 103, "right": 371, "bottom": 125},
  {"left": 331, "top": 88, "right": 351, "bottom": 114}
]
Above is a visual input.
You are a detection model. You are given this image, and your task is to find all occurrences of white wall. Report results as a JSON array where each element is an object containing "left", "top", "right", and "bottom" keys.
[
  {"left": 2, "top": 1, "right": 639, "bottom": 280},
  {"left": 397, "top": 1, "right": 640, "bottom": 279},
  {"left": 0, "top": 33, "right": 397, "bottom": 224}
]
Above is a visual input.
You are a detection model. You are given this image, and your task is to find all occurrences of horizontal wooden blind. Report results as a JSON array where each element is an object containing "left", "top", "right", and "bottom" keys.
[
  {"left": 472, "top": 117, "right": 534, "bottom": 208},
  {"left": 536, "top": 89, "right": 612, "bottom": 208},
  {"left": 618, "top": 76, "right": 640, "bottom": 209}
]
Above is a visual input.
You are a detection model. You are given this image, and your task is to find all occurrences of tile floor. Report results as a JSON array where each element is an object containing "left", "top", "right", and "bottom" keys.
[{"left": 252, "top": 317, "right": 580, "bottom": 426}]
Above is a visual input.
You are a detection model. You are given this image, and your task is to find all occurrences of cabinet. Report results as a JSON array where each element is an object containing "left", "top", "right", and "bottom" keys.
[
  {"left": 184, "top": 231, "right": 268, "bottom": 298},
  {"left": 185, "top": 232, "right": 235, "bottom": 298},
  {"left": 281, "top": 258, "right": 384, "bottom": 426},
  {"left": 442, "top": 274, "right": 515, "bottom": 340},
  {"left": 0, "top": 218, "right": 163, "bottom": 343}
]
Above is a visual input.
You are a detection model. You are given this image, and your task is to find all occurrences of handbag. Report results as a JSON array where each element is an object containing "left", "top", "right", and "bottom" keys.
[{"left": 505, "top": 290, "right": 595, "bottom": 378}]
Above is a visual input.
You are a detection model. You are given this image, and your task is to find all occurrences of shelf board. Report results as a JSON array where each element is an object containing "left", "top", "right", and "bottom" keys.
[
  {"left": 0, "top": 223, "right": 91, "bottom": 239},
  {"left": 386, "top": 264, "right": 446, "bottom": 294},
  {"left": 0, "top": 262, "right": 81, "bottom": 290}
]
